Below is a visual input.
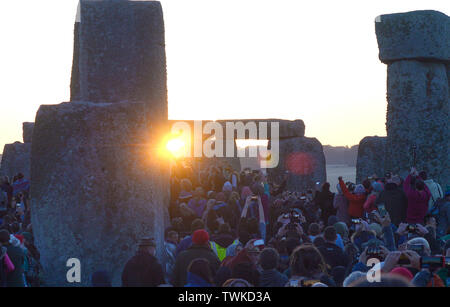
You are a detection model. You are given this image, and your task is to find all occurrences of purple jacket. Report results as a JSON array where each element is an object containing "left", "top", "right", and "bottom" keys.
[{"left": 403, "top": 174, "right": 431, "bottom": 224}]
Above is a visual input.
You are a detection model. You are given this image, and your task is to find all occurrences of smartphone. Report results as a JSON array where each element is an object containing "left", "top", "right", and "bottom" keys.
[
  {"left": 407, "top": 224, "right": 417, "bottom": 232},
  {"left": 301, "top": 279, "right": 320, "bottom": 287},
  {"left": 420, "top": 256, "right": 444, "bottom": 269},
  {"left": 352, "top": 218, "right": 362, "bottom": 224}
]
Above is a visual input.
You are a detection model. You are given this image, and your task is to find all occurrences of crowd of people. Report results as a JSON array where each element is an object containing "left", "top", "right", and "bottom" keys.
[
  {"left": 0, "top": 162, "right": 449, "bottom": 287},
  {"left": 121, "top": 161, "right": 450, "bottom": 287}
]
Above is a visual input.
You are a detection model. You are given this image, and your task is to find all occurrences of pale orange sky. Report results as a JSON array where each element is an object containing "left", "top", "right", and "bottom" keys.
[{"left": 0, "top": 0, "right": 448, "bottom": 152}]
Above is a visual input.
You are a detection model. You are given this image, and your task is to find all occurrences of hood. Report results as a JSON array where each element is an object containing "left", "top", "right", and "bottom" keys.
[
  {"left": 212, "top": 233, "right": 235, "bottom": 248},
  {"left": 185, "top": 272, "right": 212, "bottom": 287}
]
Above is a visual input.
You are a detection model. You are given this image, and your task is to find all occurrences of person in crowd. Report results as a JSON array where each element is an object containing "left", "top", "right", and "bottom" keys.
[
  {"left": 0, "top": 229, "right": 25, "bottom": 287},
  {"left": 375, "top": 175, "right": 408, "bottom": 226},
  {"left": 210, "top": 223, "right": 235, "bottom": 261},
  {"left": 172, "top": 229, "right": 220, "bottom": 287},
  {"left": 314, "top": 182, "right": 335, "bottom": 224},
  {"left": 187, "top": 187, "right": 207, "bottom": 218},
  {"left": 184, "top": 258, "right": 215, "bottom": 287},
  {"left": 338, "top": 177, "right": 366, "bottom": 219},
  {"left": 404, "top": 167, "right": 431, "bottom": 224},
  {"left": 121, "top": 237, "right": 165, "bottom": 287},
  {"left": 419, "top": 171, "right": 444, "bottom": 211},
  {"left": 259, "top": 247, "right": 288, "bottom": 287},
  {"left": 333, "top": 183, "right": 350, "bottom": 225},
  {"left": 363, "top": 181, "right": 383, "bottom": 214},
  {"left": 164, "top": 229, "right": 179, "bottom": 282},
  {"left": 317, "top": 226, "right": 349, "bottom": 270},
  {"left": 175, "top": 219, "right": 205, "bottom": 256}
]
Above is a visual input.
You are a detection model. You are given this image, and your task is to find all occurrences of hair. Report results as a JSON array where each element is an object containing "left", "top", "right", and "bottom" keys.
[
  {"left": 419, "top": 171, "right": 427, "bottom": 181},
  {"left": 231, "top": 262, "right": 260, "bottom": 286},
  {"left": 0, "top": 229, "right": 10, "bottom": 244},
  {"left": 415, "top": 179, "right": 425, "bottom": 191},
  {"left": 312, "top": 236, "right": 326, "bottom": 248},
  {"left": 222, "top": 278, "right": 253, "bottom": 287},
  {"left": 343, "top": 271, "right": 366, "bottom": 287},
  {"left": 218, "top": 223, "right": 231, "bottom": 235},
  {"left": 407, "top": 237, "right": 431, "bottom": 256},
  {"left": 238, "top": 229, "right": 251, "bottom": 246},
  {"left": 285, "top": 237, "right": 302, "bottom": 256},
  {"left": 323, "top": 226, "right": 337, "bottom": 242},
  {"left": 321, "top": 182, "right": 330, "bottom": 193},
  {"left": 308, "top": 223, "right": 320, "bottom": 236},
  {"left": 187, "top": 258, "right": 214, "bottom": 284},
  {"left": 362, "top": 179, "right": 371, "bottom": 190},
  {"left": 180, "top": 178, "right": 193, "bottom": 192},
  {"left": 259, "top": 248, "right": 279, "bottom": 270},
  {"left": 290, "top": 244, "right": 327, "bottom": 278},
  {"left": 191, "top": 219, "right": 205, "bottom": 233}
]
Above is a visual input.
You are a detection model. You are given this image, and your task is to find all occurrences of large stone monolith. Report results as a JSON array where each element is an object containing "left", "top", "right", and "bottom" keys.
[
  {"left": 375, "top": 10, "right": 449, "bottom": 186},
  {"left": 356, "top": 136, "right": 386, "bottom": 183},
  {"left": 31, "top": 0, "right": 169, "bottom": 286},
  {"left": 267, "top": 137, "right": 326, "bottom": 192},
  {"left": 0, "top": 142, "right": 31, "bottom": 179}
]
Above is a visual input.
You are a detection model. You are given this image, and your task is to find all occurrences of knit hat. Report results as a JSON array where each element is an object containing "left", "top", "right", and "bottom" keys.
[
  {"left": 354, "top": 184, "right": 366, "bottom": 194},
  {"left": 334, "top": 222, "right": 349, "bottom": 239},
  {"left": 390, "top": 267, "right": 413, "bottom": 281},
  {"left": 368, "top": 223, "right": 382, "bottom": 237},
  {"left": 192, "top": 229, "right": 209, "bottom": 245},
  {"left": 222, "top": 181, "right": 233, "bottom": 192}
]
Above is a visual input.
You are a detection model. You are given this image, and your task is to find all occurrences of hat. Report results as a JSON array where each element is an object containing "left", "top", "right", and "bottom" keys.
[
  {"left": 354, "top": 184, "right": 366, "bottom": 194},
  {"left": 390, "top": 267, "right": 413, "bottom": 281},
  {"left": 192, "top": 229, "right": 209, "bottom": 245},
  {"left": 138, "top": 237, "right": 156, "bottom": 247},
  {"left": 368, "top": 223, "right": 383, "bottom": 237},
  {"left": 371, "top": 182, "right": 383, "bottom": 193},
  {"left": 223, "top": 181, "right": 233, "bottom": 192}
]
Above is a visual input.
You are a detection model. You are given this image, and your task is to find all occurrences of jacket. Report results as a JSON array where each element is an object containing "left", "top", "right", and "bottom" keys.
[
  {"left": 172, "top": 244, "right": 220, "bottom": 287},
  {"left": 260, "top": 269, "right": 288, "bottom": 287},
  {"left": 375, "top": 182, "right": 408, "bottom": 226},
  {"left": 403, "top": 175, "right": 431, "bottom": 224},
  {"left": 339, "top": 179, "right": 366, "bottom": 218},
  {"left": 121, "top": 251, "right": 165, "bottom": 287}
]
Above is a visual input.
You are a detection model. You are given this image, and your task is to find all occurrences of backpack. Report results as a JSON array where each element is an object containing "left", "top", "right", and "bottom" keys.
[{"left": 425, "top": 180, "right": 443, "bottom": 210}]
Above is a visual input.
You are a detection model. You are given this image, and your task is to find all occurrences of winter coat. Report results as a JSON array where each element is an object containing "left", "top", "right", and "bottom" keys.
[
  {"left": 260, "top": 269, "right": 288, "bottom": 287},
  {"left": 121, "top": 251, "right": 165, "bottom": 287},
  {"left": 333, "top": 193, "right": 350, "bottom": 225},
  {"left": 172, "top": 244, "right": 220, "bottom": 287},
  {"left": 4, "top": 243, "right": 25, "bottom": 287},
  {"left": 375, "top": 182, "right": 408, "bottom": 226},
  {"left": 339, "top": 179, "right": 366, "bottom": 218},
  {"left": 403, "top": 175, "right": 431, "bottom": 224}
]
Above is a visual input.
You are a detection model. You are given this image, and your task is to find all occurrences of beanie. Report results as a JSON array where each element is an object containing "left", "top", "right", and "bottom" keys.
[
  {"left": 390, "top": 267, "right": 413, "bottom": 281},
  {"left": 192, "top": 229, "right": 210, "bottom": 245}
]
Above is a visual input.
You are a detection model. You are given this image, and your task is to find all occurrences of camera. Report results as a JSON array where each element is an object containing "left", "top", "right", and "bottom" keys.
[
  {"left": 251, "top": 195, "right": 258, "bottom": 201},
  {"left": 351, "top": 218, "right": 362, "bottom": 224},
  {"left": 420, "top": 256, "right": 450, "bottom": 270},
  {"left": 407, "top": 224, "right": 417, "bottom": 233}
]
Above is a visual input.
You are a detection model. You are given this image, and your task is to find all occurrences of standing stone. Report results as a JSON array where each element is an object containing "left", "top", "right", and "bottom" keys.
[
  {"left": 31, "top": 101, "right": 169, "bottom": 286},
  {"left": 22, "top": 122, "right": 34, "bottom": 144},
  {"left": 375, "top": 10, "right": 450, "bottom": 63},
  {"left": 0, "top": 142, "right": 31, "bottom": 179},
  {"left": 375, "top": 10, "right": 449, "bottom": 187},
  {"left": 31, "top": 0, "right": 169, "bottom": 286},
  {"left": 356, "top": 136, "right": 386, "bottom": 183},
  {"left": 267, "top": 137, "right": 326, "bottom": 192},
  {"left": 77, "top": 0, "right": 167, "bottom": 113}
]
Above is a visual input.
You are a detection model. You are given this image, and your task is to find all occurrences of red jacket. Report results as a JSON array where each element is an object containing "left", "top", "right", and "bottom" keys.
[
  {"left": 339, "top": 179, "right": 366, "bottom": 218},
  {"left": 403, "top": 174, "right": 431, "bottom": 224}
]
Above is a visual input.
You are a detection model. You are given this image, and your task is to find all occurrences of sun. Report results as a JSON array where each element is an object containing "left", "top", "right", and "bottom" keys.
[{"left": 166, "top": 138, "right": 186, "bottom": 158}]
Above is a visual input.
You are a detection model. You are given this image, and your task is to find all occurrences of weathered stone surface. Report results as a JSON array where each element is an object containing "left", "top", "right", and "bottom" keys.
[
  {"left": 22, "top": 122, "right": 34, "bottom": 143},
  {"left": 267, "top": 137, "right": 326, "bottom": 192},
  {"left": 30, "top": 101, "right": 169, "bottom": 286},
  {"left": 0, "top": 142, "right": 31, "bottom": 179},
  {"left": 375, "top": 10, "right": 450, "bottom": 63},
  {"left": 385, "top": 60, "right": 449, "bottom": 186},
  {"left": 356, "top": 136, "right": 387, "bottom": 183},
  {"left": 75, "top": 0, "right": 167, "bottom": 114}
]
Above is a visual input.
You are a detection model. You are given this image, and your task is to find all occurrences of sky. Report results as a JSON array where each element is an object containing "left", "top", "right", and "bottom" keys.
[{"left": 0, "top": 0, "right": 448, "bottom": 152}]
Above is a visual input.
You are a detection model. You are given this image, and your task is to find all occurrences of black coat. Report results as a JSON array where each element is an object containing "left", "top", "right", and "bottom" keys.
[
  {"left": 172, "top": 244, "right": 220, "bottom": 287},
  {"left": 375, "top": 183, "right": 408, "bottom": 226},
  {"left": 318, "top": 242, "right": 349, "bottom": 271},
  {"left": 121, "top": 251, "right": 165, "bottom": 287}
]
